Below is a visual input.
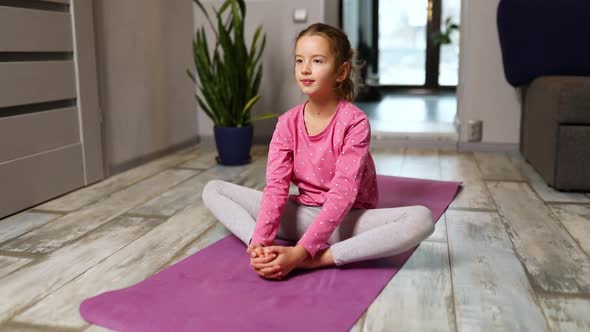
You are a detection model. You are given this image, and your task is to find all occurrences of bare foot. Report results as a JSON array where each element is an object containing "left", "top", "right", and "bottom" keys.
[
  {"left": 297, "top": 248, "right": 335, "bottom": 269},
  {"left": 252, "top": 246, "right": 336, "bottom": 279}
]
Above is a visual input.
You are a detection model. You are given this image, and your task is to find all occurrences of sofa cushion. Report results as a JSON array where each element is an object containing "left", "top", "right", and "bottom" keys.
[{"left": 528, "top": 77, "right": 590, "bottom": 124}]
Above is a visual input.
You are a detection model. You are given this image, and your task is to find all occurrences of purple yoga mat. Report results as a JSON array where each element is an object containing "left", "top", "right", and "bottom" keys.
[{"left": 80, "top": 175, "right": 460, "bottom": 332}]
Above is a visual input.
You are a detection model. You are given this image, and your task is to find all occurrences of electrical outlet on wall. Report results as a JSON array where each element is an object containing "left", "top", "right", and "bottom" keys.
[{"left": 467, "top": 120, "right": 483, "bottom": 142}]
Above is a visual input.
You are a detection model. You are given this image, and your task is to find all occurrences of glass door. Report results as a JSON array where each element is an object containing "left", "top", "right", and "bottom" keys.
[
  {"left": 378, "top": 0, "right": 428, "bottom": 86},
  {"left": 438, "top": 0, "right": 461, "bottom": 86},
  {"left": 376, "top": 0, "right": 460, "bottom": 88}
]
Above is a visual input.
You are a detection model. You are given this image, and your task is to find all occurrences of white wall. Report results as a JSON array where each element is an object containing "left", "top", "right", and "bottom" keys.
[
  {"left": 457, "top": 0, "right": 521, "bottom": 144},
  {"left": 193, "top": 0, "right": 325, "bottom": 143},
  {"left": 192, "top": 0, "right": 521, "bottom": 146},
  {"left": 94, "top": 0, "right": 197, "bottom": 174}
]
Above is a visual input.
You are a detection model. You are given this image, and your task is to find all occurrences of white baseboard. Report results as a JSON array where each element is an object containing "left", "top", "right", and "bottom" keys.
[
  {"left": 459, "top": 142, "right": 519, "bottom": 154},
  {"left": 370, "top": 137, "right": 459, "bottom": 150}
]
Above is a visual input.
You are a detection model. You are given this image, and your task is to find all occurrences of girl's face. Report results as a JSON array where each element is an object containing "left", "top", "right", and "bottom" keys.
[{"left": 295, "top": 35, "right": 346, "bottom": 100}]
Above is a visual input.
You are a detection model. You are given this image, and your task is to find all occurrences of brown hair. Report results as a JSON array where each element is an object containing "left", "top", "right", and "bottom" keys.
[{"left": 296, "top": 23, "right": 361, "bottom": 102}]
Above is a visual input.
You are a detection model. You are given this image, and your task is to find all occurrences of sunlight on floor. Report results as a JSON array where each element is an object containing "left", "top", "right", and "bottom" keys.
[{"left": 355, "top": 93, "right": 458, "bottom": 140}]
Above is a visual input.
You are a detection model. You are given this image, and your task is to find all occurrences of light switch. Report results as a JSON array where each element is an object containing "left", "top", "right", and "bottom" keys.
[{"left": 293, "top": 8, "right": 307, "bottom": 23}]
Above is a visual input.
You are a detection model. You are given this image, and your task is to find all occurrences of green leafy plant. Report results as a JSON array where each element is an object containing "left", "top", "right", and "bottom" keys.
[
  {"left": 432, "top": 16, "right": 460, "bottom": 46},
  {"left": 188, "top": 0, "right": 275, "bottom": 127}
]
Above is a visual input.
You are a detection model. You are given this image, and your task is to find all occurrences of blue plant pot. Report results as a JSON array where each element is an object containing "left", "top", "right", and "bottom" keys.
[{"left": 213, "top": 125, "right": 253, "bottom": 166}]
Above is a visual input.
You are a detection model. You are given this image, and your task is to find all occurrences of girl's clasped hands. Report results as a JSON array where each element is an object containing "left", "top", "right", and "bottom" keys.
[{"left": 246, "top": 243, "right": 308, "bottom": 280}]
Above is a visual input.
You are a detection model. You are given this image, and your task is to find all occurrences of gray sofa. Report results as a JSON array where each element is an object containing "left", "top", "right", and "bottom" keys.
[
  {"left": 497, "top": 0, "right": 590, "bottom": 191},
  {"left": 521, "top": 77, "right": 590, "bottom": 191}
]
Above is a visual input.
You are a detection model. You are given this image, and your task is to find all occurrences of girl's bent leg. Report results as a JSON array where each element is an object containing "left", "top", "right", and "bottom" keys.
[
  {"left": 202, "top": 180, "right": 263, "bottom": 245},
  {"left": 202, "top": 180, "right": 317, "bottom": 245},
  {"left": 329, "top": 205, "right": 435, "bottom": 266}
]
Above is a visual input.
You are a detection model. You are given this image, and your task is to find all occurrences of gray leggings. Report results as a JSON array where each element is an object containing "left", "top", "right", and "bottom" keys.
[{"left": 202, "top": 180, "right": 435, "bottom": 266}]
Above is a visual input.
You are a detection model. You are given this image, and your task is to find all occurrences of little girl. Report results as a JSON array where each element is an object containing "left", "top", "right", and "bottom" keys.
[{"left": 202, "top": 23, "right": 434, "bottom": 280}]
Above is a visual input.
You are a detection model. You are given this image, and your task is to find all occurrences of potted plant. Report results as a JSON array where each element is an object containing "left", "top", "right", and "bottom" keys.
[{"left": 188, "top": 0, "right": 275, "bottom": 165}]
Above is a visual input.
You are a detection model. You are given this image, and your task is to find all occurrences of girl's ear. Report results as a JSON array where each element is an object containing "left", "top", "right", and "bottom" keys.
[{"left": 338, "top": 62, "right": 351, "bottom": 82}]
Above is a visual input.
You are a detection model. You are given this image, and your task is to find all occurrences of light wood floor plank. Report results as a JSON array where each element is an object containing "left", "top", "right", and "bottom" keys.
[
  {"left": 428, "top": 213, "right": 447, "bottom": 242},
  {"left": 448, "top": 182, "right": 495, "bottom": 210},
  {"left": 446, "top": 210, "right": 549, "bottom": 331},
  {"left": 362, "top": 241, "right": 455, "bottom": 332},
  {"left": 1, "top": 169, "right": 196, "bottom": 254},
  {"left": 13, "top": 203, "right": 216, "bottom": 329},
  {"left": 539, "top": 296, "right": 590, "bottom": 331},
  {"left": 233, "top": 157, "right": 268, "bottom": 191},
  {"left": 36, "top": 146, "right": 200, "bottom": 212},
  {"left": 0, "top": 212, "right": 60, "bottom": 244},
  {"left": 128, "top": 174, "right": 209, "bottom": 217},
  {"left": 0, "top": 215, "right": 159, "bottom": 323},
  {"left": 177, "top": 144, "right": 218, "bottom": 170},
  {"left": 399, "top": 148, "right": 441, "bottom": 180},
  {"left": 84, "top": 325, "right": 110, "bottom": 332},
  {"left": 171, "top": 222, "right": 231, "bottom": 266},
  {"left": 0, "top": 321, "right": 77, "bottom": 332},
  {"left": 441, "top": 151, "right": 495, "bottom": 210},
  {"left": 349, "top": 312, "right": 366, "bottom": 332},
  {"left": 440, "top": 151, "right": 482, "bottom": 181},
  {"left": 130, "top": 163, "right": 253, "bottom": 217},
  {"left": 549, "top": 205, "right": 590, "bottom": 257},
  {"left": 0, "top": 256, "right": 33, "bottom": 279},
  {"left": 474, "top": 152, "right": 524, "bottom": 181},
  {"left": 513, "top": 158, "right": 590, "bottom": 203},
  {"left": 487, "top": 182, "right": 590, "bottom": 293},
  {"left": 372, "top": 147, "right": 404, "bottom": 176}
]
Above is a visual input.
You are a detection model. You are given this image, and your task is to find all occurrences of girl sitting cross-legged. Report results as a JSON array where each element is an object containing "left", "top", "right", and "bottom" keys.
[{"left": 202, "top": 23, "right": 434, "bottom": 280}]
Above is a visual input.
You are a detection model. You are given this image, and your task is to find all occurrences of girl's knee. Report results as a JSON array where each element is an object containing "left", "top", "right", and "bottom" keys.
[
  {"left": 412, "top": 205, "right": 435, "bottom": 236},
  {"left": 202, "top": 180, "right": 225, "bottom": 204},
  {"left": 413, "top": 205, "right": 433, "bottom": 221}
]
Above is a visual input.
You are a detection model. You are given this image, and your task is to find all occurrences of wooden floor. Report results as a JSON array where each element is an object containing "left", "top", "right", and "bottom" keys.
[{"left": 1, "top": 144, "right": 589, "bottom": 332}]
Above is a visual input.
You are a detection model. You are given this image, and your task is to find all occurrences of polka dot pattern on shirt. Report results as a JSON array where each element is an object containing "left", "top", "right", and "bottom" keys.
[{"left": 250, "top": 99, "right": 378, "bottom": 257}]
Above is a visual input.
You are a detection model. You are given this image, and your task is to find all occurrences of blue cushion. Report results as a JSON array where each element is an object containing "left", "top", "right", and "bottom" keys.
[{"left": 497, "top": 0, "right": 590, "bottom": 86}]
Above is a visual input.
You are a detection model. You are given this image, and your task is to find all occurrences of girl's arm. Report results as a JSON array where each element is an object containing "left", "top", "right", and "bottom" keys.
[
  {"left": 250, "top": 118, "right": 294, "bottom": 246},
  {"left": 297, "top": 114, "right": 371, "bottom": 257}
]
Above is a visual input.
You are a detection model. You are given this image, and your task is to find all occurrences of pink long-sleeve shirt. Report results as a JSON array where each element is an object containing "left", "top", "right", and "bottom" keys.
[{"left": 250, "top": 98, "right": 378, "bottom": 257}]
